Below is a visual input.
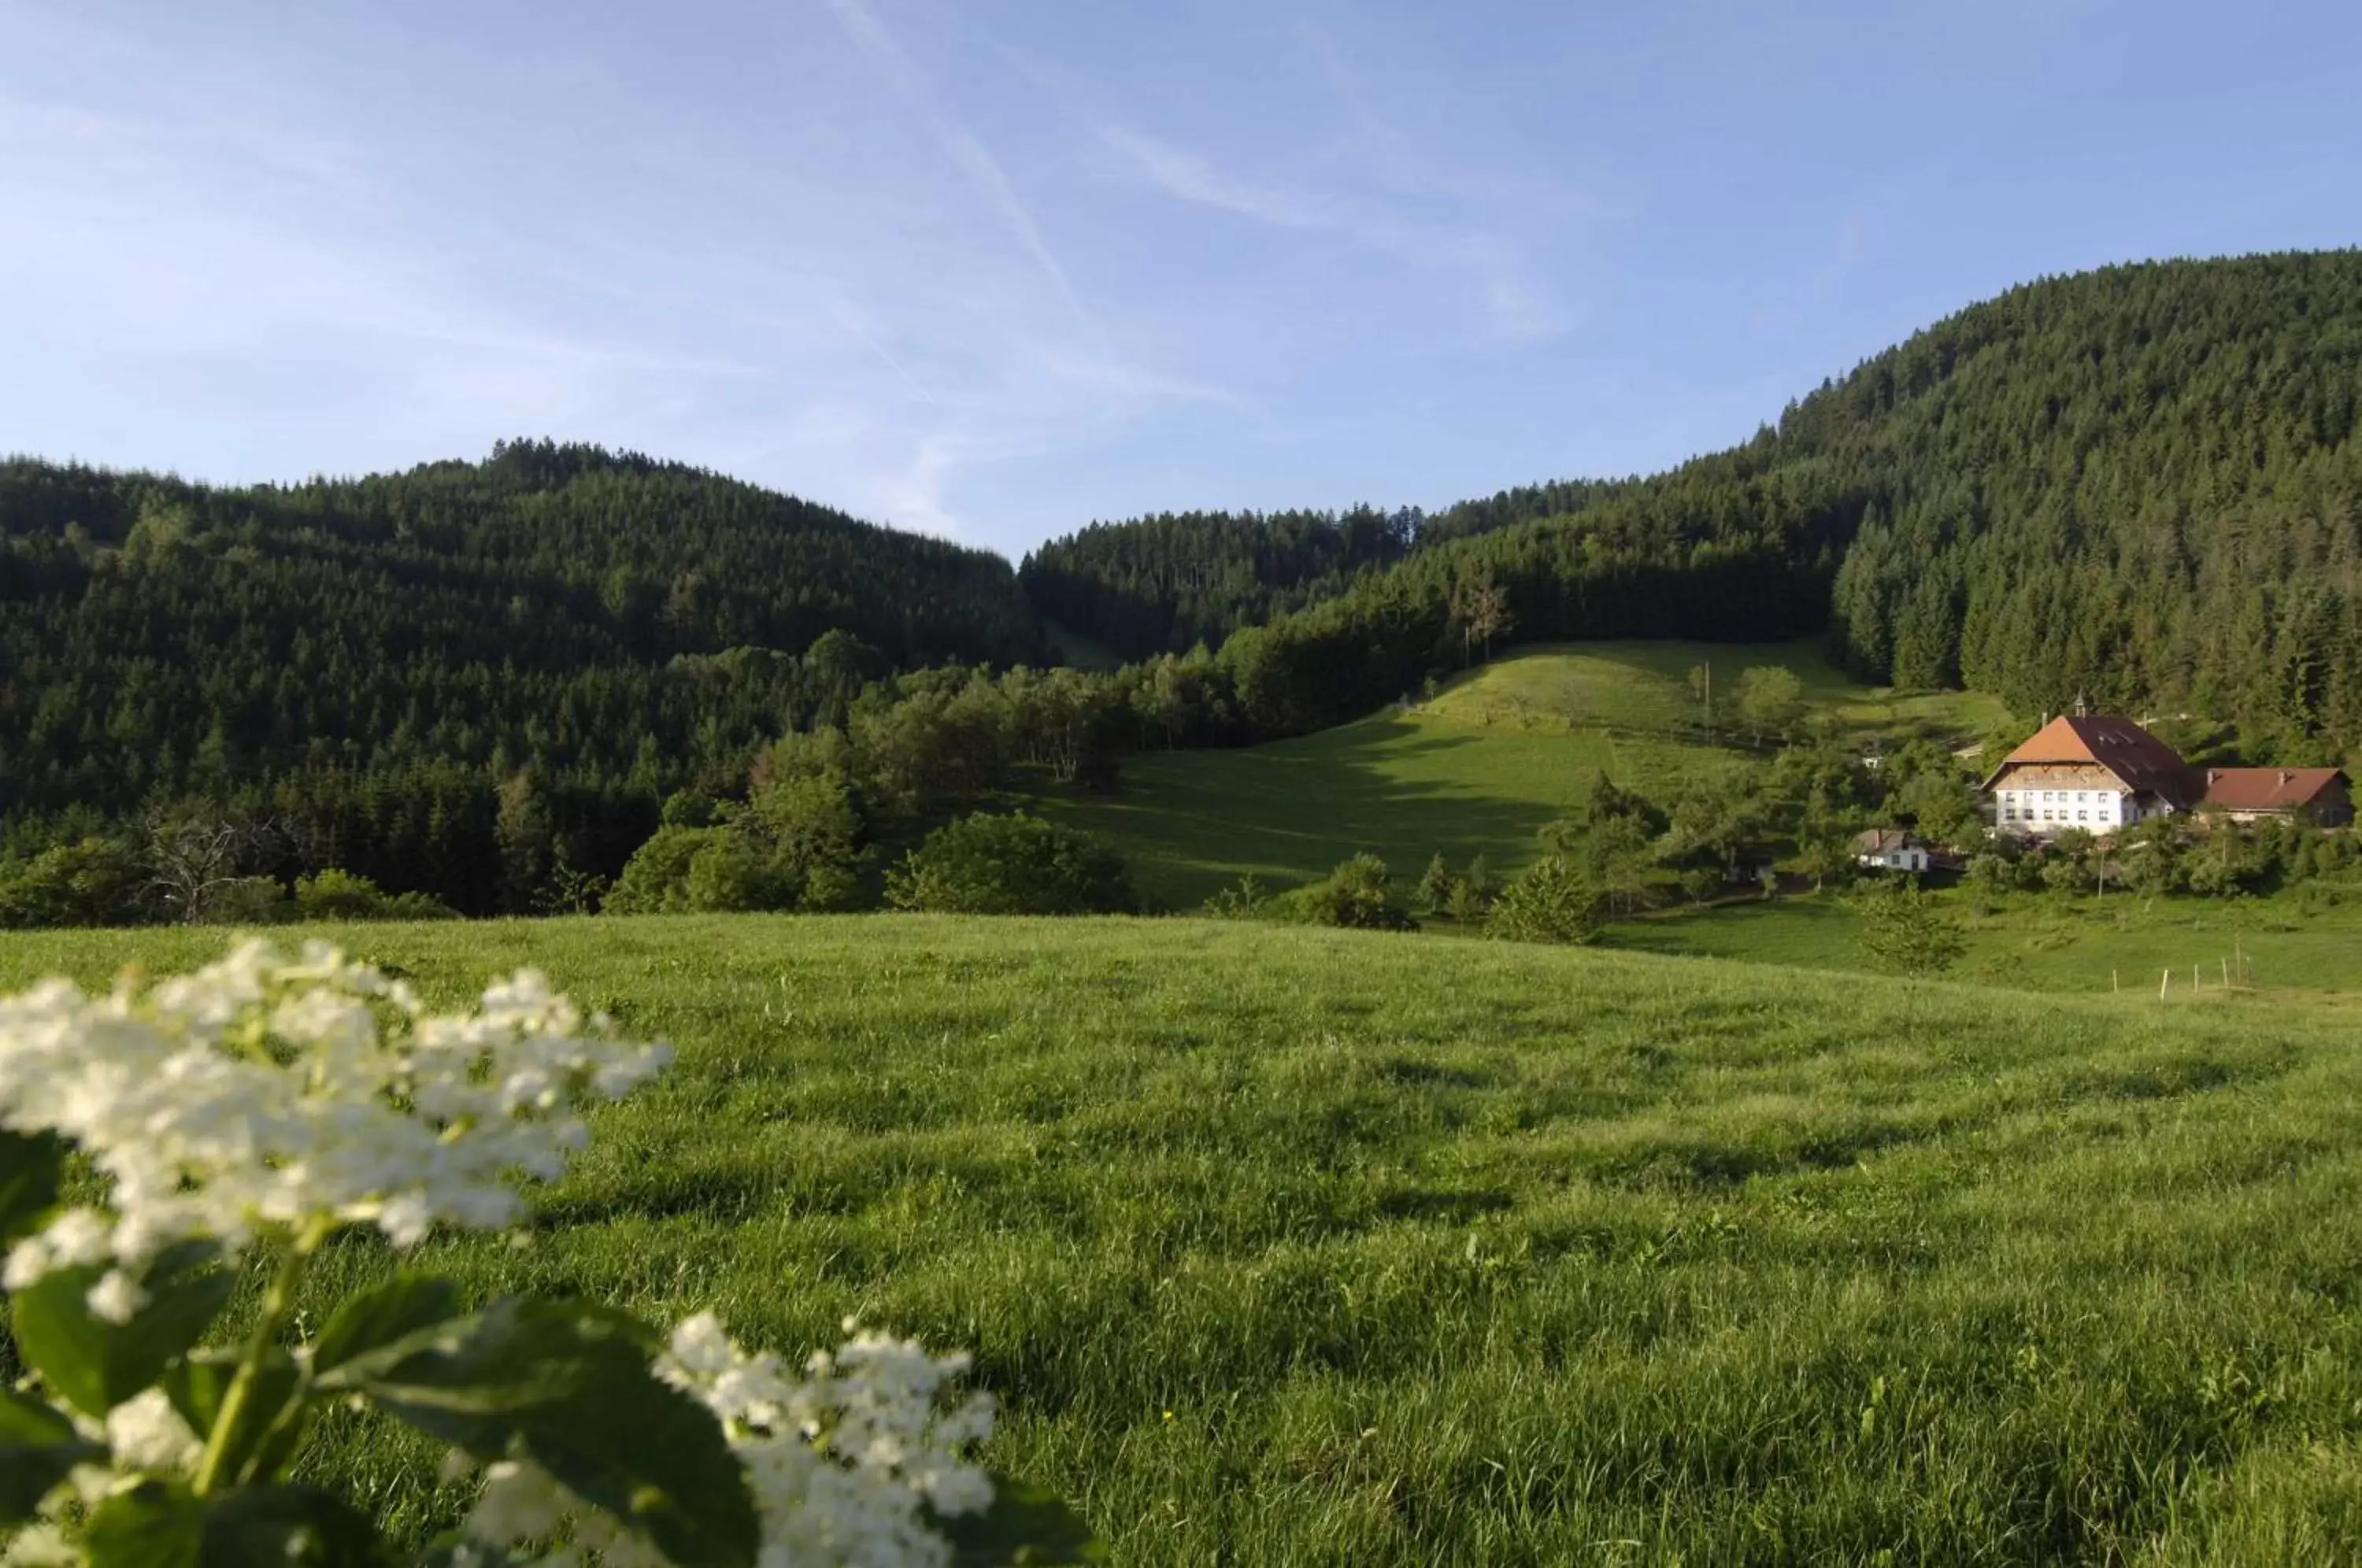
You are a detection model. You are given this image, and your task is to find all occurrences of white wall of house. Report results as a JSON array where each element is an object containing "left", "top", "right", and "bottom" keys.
[{"left": 1993, "top": 781, "right": 2140, "bottom": 837}]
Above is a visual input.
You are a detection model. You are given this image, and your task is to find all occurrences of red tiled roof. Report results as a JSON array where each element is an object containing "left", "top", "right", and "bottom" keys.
[
  {"left": 1983, "top": 714, "right": 2198, "bottom": 805},
  {"left": 2197, "top": 767, "right": 2345, "bottom": 812}
]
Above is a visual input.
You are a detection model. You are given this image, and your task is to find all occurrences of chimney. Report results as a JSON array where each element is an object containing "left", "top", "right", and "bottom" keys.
[
  {"left": 2280, "top": 770, "right": 2292, "bottom": 786},
  {"left": 2208, "top": 769, "right": 2219, "bottom": 785}
]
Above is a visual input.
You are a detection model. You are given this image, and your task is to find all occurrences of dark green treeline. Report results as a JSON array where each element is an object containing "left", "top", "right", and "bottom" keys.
[
  {"left": 0, "top": 440, "right": 1046, "bottom": 904},
  {"left": 1016, "top": 482, "right": 1634, "bottom": 664}
]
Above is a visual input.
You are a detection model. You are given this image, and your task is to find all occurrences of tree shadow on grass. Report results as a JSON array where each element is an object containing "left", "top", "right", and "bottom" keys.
[{"left": 1083, "top": 718, "right": 1571, "bottom": 907}]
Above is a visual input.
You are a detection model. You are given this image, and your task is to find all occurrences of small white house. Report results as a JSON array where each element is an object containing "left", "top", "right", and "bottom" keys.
[{"left": 1854, "top": 828, "right": 1932, "bottom": 873}]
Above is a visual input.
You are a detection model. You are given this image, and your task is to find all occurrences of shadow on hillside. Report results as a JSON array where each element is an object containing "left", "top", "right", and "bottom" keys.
[
  {"left": 1601, "top": 898, "right": 1859, "bottom": 963},
  {"left": 1096, "top": 717, "right": 1571, "bottom": 903}
]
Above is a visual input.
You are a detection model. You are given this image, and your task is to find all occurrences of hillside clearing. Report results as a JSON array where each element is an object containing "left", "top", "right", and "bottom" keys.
[
  {"left": 4, "top": 915, "right": 2359, "bottom": 1562},
  {"left": 1055, "top": 639, "right": 2006, "bottom": 908}
]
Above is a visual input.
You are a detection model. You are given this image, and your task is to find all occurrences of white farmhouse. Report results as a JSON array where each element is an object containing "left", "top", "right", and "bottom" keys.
[
  {"left": 1981, "top": 714, "right": 2196, "bottom": 838},
  {"left": 1983, "top": 712, "right": 2358, "bottom": 837}
]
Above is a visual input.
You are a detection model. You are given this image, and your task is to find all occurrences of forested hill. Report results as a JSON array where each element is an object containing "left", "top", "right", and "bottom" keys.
[
  {"left": 1018, "top": 506, "right": 1422, "bottom": 660},
  {"left": 1813, "top": 250, "right": 2362, "bottom": 734},
  {"left": 1041, "top": 250, "right": 2362, "bottom": 756},
  {"left": 0, "top": 441, "right": 1046, "bottom": 882},
  {"left": 1018, "top": 484, "right": 1629, "bottom": 663}
]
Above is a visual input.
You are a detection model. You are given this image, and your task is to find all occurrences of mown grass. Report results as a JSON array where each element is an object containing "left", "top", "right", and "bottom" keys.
[
  {"left": 6, "top": 915, "right": 2362, "bottom": 1562},
  {"left": 1054, "top": 639, "right": 2005, "bottom": 908},
  {"left": 1614, "top": 886, "right": 2362, "bottom": 1000}
]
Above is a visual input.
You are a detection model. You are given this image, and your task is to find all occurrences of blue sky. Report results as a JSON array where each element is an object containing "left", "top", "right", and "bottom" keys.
[{"left": 3, "top": 1, "right": 2356, "bottom": 557}]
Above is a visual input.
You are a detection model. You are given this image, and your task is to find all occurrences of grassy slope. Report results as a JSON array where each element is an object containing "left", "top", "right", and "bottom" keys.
[
  {"left": 1613, "top": 887, "right": 2362, "bottom": 1000},
  {"left": 6, "top": 915, "right": 2361, "bottom": 1562},
  {"left": 1057, "top": 639, "right": 2005, "bottom": 908},
  {"left": 1055, "top": 638, "right": 2362, "bottom": 999}
]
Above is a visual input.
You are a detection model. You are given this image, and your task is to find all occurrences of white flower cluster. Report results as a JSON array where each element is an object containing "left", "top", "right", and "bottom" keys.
[
  {"left": 460, "top": 1314, "right": 996, "bottom": 1568},
  {"left": 455, "top": 1462, "right": 672, "bottom": 1568},
  {"left": 0, "top": 1393, "right": 206, "bottom": 1562},
  {"left": 0, "top": 941, "right": 672, "bottom": 1321},
  {"left": 101, "top": 1389, "right": 203, "bottom": 1473}
]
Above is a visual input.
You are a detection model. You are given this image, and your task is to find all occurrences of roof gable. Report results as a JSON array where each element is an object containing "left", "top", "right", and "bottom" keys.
[{"left": 1983, "top": 714, "right": 2197, "bottom": 804}]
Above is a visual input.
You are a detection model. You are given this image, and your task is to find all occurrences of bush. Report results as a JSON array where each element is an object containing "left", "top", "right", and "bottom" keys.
[
  {"left": 1273, "top": 854, "right": 1417, "bottom": 930},
  {"left": 200, "top": 875, "right": 290, "bottom": 924},
  {"left": 1444, "top": 878, "right": 1491, "bottom": 923},
  {"left": 291, "top": 868, "right": 458, "bottom": 922},
  {"left": 1486, "top": 856, "right": 1602, "bottom": 945},
  {"left": 679, "top": 836, "right": 788, "bottom": 912},
  {"left": 1676, "top": 865, "right": 1726, "bottom": 904},
  {"left": 2038, "top": 852, "right": 2095, "bottom": 894},
  {"left": 0, "top": 837, "right": 146, "bottom": 928},
  {"left": 736, "top": 771, "right": 867, "bottom": 911},
  {"left": 1416, "top": 853, "right": 1457, "bottom": 915},
  {"left": 1853, "top": 880, "right": 1967, "bottom": 974},
  {"left": 605, "top": 826, "right": 727, "bottom": 914},
  {"left": 1966, "top": 851, "right": 2027, "bottom": 892},
  {"left": 886, "top": 811, "right": 1134, "bottom": 915},
  {"left": 1201, "top": 874, "right": 1270, "bottom": 919},
  {"left": 609, "top": 775, "right": 868, "bottom": 915}
]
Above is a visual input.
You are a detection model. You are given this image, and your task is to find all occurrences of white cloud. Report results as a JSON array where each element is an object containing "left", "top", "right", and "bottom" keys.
[
  {"left": 0, "top": 91, "right": 759, "bottom": 463},
  {"left": 1094, "top": 120, "right": 1568, "bottom": 342},
  {"left": 823, "top": 0, "right": 1101, "bottom": 343}
]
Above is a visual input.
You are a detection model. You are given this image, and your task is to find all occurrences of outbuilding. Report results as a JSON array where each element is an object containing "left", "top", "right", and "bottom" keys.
[
  {"left": 1854, "top": 828, "right": 1934, "bottom": 873},
  {"left": 2197, "top": 767, "right": 2354, "bottom": 826}
]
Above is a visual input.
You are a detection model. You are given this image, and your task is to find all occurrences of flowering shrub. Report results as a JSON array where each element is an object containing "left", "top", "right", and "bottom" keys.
[{"left": 0, "top": 941, "right": 1095, "bottom": 1566}]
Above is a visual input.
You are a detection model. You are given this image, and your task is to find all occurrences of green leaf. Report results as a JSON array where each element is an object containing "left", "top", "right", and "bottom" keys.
[
  {"left": 85, "top": 1477, "right": 205, "bottom": 1568},
  {"left": 12, "top": 1241, "right": 236, "bottom": 1418},
  {"left": 164, "top": 1348, "right": 306, "bottom": 1487},
  {"left": 199, "top": 1485, "right": 384, "bottom": 1567},
  {"left": 0, "top": 1129, "right": 63, "bottom": 1248},
  {"left": 309, "top": 1275, "right": 462, "bottom": 1378},
  {"left": 937, "top": 1475, "right": 1107, "bottom": 1567},
  {"left": 0, "top": 1385, "right": 105, "bottom": 1523},
  {"left": 324, "top": 1297, "right": 756, "bottom": 1568}
]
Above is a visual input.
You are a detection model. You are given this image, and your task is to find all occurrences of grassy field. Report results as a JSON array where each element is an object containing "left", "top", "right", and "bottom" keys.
[
  {"left": 1056, "top": 639, "right": 2006, "bottom": 908},
  {"left": 6, "top": 914, "right": 2362, "bottom": 1562},
  {"left": 1612, "top": 886, "right": 2362, "bottom": 1000}
]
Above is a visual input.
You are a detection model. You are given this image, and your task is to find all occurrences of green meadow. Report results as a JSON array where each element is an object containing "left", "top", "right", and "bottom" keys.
[
  {"left": 1614, "top": 888, "right": 2362, "bottom": 1000},
  {"left": 1055, "top": 639, "right": 2005, "bottom": 908},
  {"left": 6, "top": 914, "right": 2361, "bottom": 1562}
]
